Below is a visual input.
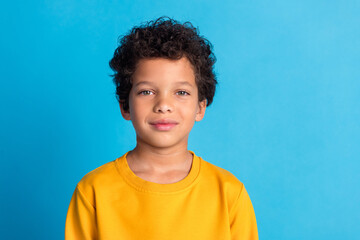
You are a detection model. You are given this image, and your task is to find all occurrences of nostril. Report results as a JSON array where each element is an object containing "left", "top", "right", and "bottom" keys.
[{"left": 154, "top": 105, "right": 173, "bottom": 113}]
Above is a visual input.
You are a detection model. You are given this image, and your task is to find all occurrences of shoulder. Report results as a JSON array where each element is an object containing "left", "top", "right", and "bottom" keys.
[
  {"left": 77, "top": 160, "right": 117, "bottom": 187},
  {"left": 75, "top": 154, "right": 125, "bottom": 199},
  {"left": 196, "top": 155, "right": 248, "bottom": 212},
  {"left": 200, "top": 157, "right": 243, "bottom": 184},
  {"left": 199, "top": 156, "right": 244, "bottom": 193},
  {"left": 73, "top": 154, "right": 127, "bottom": 206}
]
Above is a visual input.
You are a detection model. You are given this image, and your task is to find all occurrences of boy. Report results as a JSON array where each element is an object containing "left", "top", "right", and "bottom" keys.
[{"left": 65, "top": 17, "right": 258, "bottom": 239}]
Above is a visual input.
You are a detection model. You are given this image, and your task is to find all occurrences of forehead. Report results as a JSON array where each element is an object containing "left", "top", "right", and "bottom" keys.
[{"left": 132, "top": 57, "right": 196, "bottom": 86}]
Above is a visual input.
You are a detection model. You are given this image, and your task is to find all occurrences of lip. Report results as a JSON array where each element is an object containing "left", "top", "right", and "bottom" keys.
[
  {"left": 149, "top": 119, "right": 179, "bottom": 131},
  {"left": 150, "top": 119, "right": 179, "bottom": 124}
]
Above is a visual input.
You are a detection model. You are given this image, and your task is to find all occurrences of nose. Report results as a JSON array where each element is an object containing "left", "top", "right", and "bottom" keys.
[{"left": 153, "top": 94, "right": 174, "bottom": 113}]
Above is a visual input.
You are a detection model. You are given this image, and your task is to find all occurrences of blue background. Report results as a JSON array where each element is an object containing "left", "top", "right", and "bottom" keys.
[{"left": 1, "top": 0, "right": 359, "bottom": 239}]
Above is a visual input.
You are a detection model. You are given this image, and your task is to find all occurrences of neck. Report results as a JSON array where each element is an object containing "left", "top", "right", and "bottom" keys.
[{"left": 126, "top": 139, "right": 192, "bottom": 174}]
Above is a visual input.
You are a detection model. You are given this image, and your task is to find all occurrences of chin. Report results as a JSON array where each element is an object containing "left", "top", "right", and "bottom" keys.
[
  {"left": 139, "top": 135, "right": 187, "bottom": 149},
  {"left": 149, "top": 139, "right": 180, "bottom": 148}
]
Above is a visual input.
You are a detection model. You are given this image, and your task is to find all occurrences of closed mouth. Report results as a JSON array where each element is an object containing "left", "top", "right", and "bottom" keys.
[
  {"left": 149, "top": 119, "right": 178, "bottom": 131},
  {"left": 149, "top": 119, "right": 179, "bottom": 125}
]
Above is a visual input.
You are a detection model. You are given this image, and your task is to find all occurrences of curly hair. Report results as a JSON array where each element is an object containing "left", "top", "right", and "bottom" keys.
[{"left": 109, "top": 16, "right": 217, "bottom": 112}]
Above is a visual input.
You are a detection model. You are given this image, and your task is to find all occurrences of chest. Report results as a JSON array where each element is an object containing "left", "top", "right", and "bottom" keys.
[{"left": 95, "top": 187, "right": 232, "bottom": 240}]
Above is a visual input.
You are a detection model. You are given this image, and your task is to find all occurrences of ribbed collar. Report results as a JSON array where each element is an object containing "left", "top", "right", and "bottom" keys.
[{"left": 115, "top": 150, "right": 201, "bottom": 194}]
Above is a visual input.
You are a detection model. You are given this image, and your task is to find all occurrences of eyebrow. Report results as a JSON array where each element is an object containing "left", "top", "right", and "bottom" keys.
[{"left": 134, "top": 81, "right": 194, "bottom": 88}]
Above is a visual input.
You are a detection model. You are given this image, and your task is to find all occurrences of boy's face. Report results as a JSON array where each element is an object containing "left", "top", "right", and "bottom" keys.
[{"left": 120, "top": 57, "right": 206, "bottom": 149}]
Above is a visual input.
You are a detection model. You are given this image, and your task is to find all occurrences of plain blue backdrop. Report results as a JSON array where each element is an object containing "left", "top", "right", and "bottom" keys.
[{"left": 1, "top": 0, "right": 359, "bottom": 239}]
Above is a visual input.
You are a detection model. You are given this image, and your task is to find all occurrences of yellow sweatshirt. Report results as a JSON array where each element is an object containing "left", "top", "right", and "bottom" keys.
[{"left": 65, "top": 150, "right": 258, "bottom": 240}]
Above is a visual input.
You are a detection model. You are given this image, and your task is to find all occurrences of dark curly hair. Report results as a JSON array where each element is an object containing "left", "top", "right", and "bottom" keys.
[{"left": 109, "top": 16, "right": 217, "bottom": 112}]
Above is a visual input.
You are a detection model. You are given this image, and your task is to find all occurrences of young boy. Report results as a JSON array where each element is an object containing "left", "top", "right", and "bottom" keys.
[{"left": 65, "top": 17, "right": 258, "bottom": 240}]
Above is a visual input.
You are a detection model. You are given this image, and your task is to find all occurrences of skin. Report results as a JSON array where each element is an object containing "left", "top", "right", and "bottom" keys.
[{"left": 119, "top": 57, "right": 207, "bottom": 184}]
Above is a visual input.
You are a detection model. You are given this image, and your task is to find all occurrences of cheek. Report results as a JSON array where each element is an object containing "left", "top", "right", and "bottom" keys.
[
  {"left": 129, "top": 100, "right": 149, "bottom": 121},
  {"left": 182, "top": 103, "right": 199, "bottom": 119}
]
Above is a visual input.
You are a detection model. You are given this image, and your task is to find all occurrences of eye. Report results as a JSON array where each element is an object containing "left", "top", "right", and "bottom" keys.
[
  {"left": 177, "top": 90, "right": 190, "bottom": 96},
  {"left": 138, "top": 90, "right": 153, "bottom": 95}
]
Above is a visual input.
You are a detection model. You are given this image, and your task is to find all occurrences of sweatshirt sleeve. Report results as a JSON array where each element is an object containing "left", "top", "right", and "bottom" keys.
[
  {"left": 65, "top": 185, "right": 97, "bottom": 240},
  {"left": 229, "top": 185, "right": 258, "bottom": 240}
]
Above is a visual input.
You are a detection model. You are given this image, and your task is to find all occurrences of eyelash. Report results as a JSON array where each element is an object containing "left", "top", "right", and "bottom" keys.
[
  {"left": 137, "top": 90, "right": 190, "bottom": 96},
  {"left": 176, "top": 90, "right": 190, "bottom": 96},
  {"left": 138, "top": 90, "right": 153, "bottom": 95}
]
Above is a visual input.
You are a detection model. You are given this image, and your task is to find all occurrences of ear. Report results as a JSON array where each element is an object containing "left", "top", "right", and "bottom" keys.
[
  {"left": 195, "top": 99, "right": 207, "bottom": 122},
  {"left": 119, "top": 102, "right": 131, "bottom": 121}
]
